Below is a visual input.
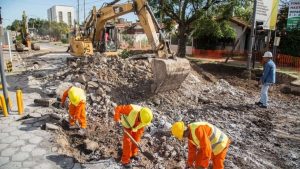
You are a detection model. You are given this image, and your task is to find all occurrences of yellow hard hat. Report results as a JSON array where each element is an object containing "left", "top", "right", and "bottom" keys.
[
  {"left": 171, "top": 121, "right": 185, "bottom": 140},
  {"left": 139, "top": 107, "right": 153, "bottom": 124},
  {"left": 68, "top": 87, "right": 81, "bottom": 106}
]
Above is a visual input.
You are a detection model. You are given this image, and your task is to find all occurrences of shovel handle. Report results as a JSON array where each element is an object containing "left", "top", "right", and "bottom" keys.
[{"left": 123, "top": 129, "right": 142, "bottom": 151}]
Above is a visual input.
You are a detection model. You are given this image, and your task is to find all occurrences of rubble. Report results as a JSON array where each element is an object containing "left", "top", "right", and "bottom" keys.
[
  {"left": 83, "top": 139, "right": 99, "bottom": 152},
  {"left": 45, "top": 123, "right": 60, "bottom": 130},
  {"left": 37, "top": 55, "right": 300, "bottom": 169}
]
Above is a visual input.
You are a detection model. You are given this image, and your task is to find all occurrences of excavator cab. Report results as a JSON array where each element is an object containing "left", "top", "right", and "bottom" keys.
[{"left": 98, "top": 24, "right": 118, "bottom": 55}]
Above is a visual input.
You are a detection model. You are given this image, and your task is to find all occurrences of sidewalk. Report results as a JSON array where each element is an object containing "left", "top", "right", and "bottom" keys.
[
  {"left": 0, "top": 114, "right": 80, "bottom": 169},
  {"left": 0, "top": 51, "right": 80, "bottom": 169}
]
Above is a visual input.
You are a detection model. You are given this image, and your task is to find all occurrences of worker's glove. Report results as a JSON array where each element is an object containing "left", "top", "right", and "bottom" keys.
[
  {"left": 115, "top": 121, "right": 122, "bottom": 129},
  {"left": 64, "top": 99, "right": 70, "bottom": 109}
]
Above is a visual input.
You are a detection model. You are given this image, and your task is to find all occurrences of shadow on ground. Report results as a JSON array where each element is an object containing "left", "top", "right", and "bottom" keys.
[{"left": 46, "top": 154, "right": 78, "bottom": 169}]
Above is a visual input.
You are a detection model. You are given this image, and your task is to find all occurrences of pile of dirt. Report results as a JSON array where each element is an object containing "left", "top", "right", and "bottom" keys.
[{"left": 41, "top": 55, "right": 300, "bottom": 169}]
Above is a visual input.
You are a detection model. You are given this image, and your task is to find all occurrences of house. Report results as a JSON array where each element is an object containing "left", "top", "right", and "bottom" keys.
[
  {"left": 47, "top": 5, "right": 75, "bottom": 27},
  {"left": 228, "top": 17, "right": 251, "bottom": 53}
]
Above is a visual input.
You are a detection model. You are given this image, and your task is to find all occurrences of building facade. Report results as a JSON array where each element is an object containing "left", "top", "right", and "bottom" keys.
[{"left": 47, "top": 5, "right": 75, "bottom": 27}]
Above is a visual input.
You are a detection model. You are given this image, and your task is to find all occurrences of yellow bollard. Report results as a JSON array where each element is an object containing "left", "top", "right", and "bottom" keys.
[
  {"left": 16, "top": 89, "right": 24, "bottom": 115},
  {"left": 0, "top": 96, "right": 12, "bottom": 109},
  {"left": 0, "top": 95, "right": 8, "bottom": 117}
]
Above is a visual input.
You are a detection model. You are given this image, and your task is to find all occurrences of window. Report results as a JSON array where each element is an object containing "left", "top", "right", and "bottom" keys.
[
  {"left": 68, "top": 12, "right": 72, "bottom": 26},
  {"left": 58, "top": 11, "right": 63, "bottom": 22}
]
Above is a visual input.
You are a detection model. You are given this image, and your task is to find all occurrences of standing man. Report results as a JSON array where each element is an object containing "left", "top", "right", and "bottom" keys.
[
  {"left": 171, "top": 121, "right": 230, "bottom": 169},
  {"left": 61, "top": 86, "right": 87, "bottom": 133},
  {"left": 256, "top": 51, "right": 276, "bottom": 108},
  {"left": 114, "top": 104, "right": 153, "bottom": 168}
]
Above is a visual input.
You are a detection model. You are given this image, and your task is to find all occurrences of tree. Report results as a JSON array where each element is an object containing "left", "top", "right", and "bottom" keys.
[
  {"left": 193, "top": 17, "right": 236, "bottom": 49},
  {"left": 233, "top": 0, "right": 253, "bottom": 23},
  {"left": 49, "top": 21, "right": 70, "bottom": 40},
  {"left": 276, "top": 0, "right": 300, "bottom": 57},
  {"left": 6, "top": 20, "right": 22, "bottom": 31},
  {"left": 149, "top": 0, "right": 238, "bottom": 57}
]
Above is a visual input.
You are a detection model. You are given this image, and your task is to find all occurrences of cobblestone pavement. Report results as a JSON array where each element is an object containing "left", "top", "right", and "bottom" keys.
[
  {"left": 0, "top": 51, "right": 81, "bottom": 169},
  {"left": 0, "top": 114, "right": 81, "bottom": 169}
]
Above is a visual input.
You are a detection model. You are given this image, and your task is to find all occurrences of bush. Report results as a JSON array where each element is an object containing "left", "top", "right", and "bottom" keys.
[
  {"left": 119, "top": 49, "right": 130, "bottom": 59},
  {"left": 279, "top": 29, "right": 300, "bottom": 57},
  {"left": 61, "top": 38, "right": 68, "bottom": 44}
]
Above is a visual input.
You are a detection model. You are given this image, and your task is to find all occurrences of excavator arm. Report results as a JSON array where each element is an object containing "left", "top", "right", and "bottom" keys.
[
  {"left": 85, "top": 0, "right": 170, "bottom": 58},
  {"left": 70, "top": 0, "right": 190, "bottom": 92}
]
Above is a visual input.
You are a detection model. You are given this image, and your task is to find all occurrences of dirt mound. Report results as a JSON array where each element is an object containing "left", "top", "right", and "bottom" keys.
[{"left": 42, "top": 55, "right": 300, "bottom": 169}]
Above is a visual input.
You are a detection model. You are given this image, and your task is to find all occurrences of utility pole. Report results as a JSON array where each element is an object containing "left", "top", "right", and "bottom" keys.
[
  {"left": 0, "top": 7, "right": 10, "bottom": 113},
  {"left": 84, "top": 0, "right": 86, "bottom": 20},
  {"left": 77, "top": 0, "right": 80, "bottom": 25},
  {"left": 247, "top": 0, "right": 257, "bottom": 70}
]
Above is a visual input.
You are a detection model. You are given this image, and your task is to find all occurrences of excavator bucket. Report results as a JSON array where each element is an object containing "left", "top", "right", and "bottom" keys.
[
  {"left": 69, "top": 38, "right": 94, "bottom": 57},
  {"left": 151, "top": 58, "right": 190, "bottom": 93}
]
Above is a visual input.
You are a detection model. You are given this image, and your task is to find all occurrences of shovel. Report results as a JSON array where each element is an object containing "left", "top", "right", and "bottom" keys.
[{"left": 122, "top": 115, "right": 155, "bottom": 161}]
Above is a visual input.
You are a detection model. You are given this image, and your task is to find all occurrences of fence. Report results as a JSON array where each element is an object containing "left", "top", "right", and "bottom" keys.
[{"left": 191, "top": 48, "right": 300, "bottom": 71}]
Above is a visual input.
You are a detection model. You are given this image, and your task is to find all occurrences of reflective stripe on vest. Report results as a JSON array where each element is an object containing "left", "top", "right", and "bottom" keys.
[
  {"left": 121, "top": 104, "right": 142, "bottom": 131},
  {"left": 189, "top": 122, "right": 229, "bottom": 155}
]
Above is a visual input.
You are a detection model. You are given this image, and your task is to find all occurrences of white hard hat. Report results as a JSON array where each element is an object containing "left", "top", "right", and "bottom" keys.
[{"left": 263, "top": 51, "right": 273, "bottom": 58}]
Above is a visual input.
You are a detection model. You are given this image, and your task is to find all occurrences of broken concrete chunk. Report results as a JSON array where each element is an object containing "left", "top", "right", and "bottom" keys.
[
  {"left": 75, "top": 74, "right": 87, "bottom": 83},
  {"left": 46, "top": 123, "right": 60, "bottom": 130},
  {"left": 83, "top": 139, "right": 99, "bottom": 152},
  {"left": 153, "top": 98, "right": 161, "bottom": 105},
  {"left": 50, "top": 113, "right": 61, "bottom": 120},
  {"left": 88, "top": 81, "right": 99, "bottom": 89},
  {"left": 34, "top": 98, "right": 56, "bottom": 107}
]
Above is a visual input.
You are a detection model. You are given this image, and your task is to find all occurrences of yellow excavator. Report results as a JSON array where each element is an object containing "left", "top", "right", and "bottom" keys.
[{"left": 69, "top": 0, "right": 190, "bottom": 92}]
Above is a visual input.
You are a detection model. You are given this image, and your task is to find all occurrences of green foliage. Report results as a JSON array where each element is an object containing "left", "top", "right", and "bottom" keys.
[
  {"left": 119, "top": 49, "right": 131, "bottom": 59},
  {"left": 61, "top": 38, "right": 68, "bottom": 44},
  {"left": 122, "top": 34, "right": 134, "bottom": 48},
  {"left": 233, "top": 0, "right": 253, "bottom": 23},
  {"left": 49, "top": 21, "right": 70, "bottom": 40},
  {"left": 7, "top": 18, "right": 69, "bottom": 40},
  {"left": 275, "top": 2, "right": 300, "bottom": 57},
  {"left": 7, "top": 20, "right": 22, "bottom": 31},
  {"left": 192, "top": 14, "right": 236, "bottom": 49},
  {"left": 279, "top": 29, "right": 300, "bottom": 57}
]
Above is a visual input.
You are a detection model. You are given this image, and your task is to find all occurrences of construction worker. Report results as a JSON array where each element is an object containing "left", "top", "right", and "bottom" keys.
[
  {"left": 61, "top": 86, "right": 87, "bottom": 132},
  {"left": 114, "top": 104, "right": 153, "bottom": 168},
  {"left": 255, "top": 51, "right": 276, "bottom": 108},
  {"left": 171, "top": 121, "right": 230, "bottom": 169}
]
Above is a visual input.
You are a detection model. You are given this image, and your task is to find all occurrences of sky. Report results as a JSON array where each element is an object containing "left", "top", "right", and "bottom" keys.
[{"left": 0, "top": 0, "right": 137, "bottom": 27}]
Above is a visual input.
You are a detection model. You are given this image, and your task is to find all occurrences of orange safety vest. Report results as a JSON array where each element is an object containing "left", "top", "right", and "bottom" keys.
[
  {"left": 121, "top": 104, "right": 146, "bottom": 132},
  {"left": 189, "top": 122, "right": 229, "bottom": 155}
]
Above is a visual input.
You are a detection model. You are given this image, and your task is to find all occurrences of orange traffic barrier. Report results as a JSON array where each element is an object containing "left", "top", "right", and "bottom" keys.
[
  {"left": 16, "top": 89, "right": 24, "bottom": 115},
  {"left": 0, "top": 95, "right": 8, "bottom": 117}
]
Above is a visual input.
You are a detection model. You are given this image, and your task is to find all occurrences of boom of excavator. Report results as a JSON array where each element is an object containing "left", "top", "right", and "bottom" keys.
[{"left": 69, "top": 0, "right": 190, "bottom": 92}]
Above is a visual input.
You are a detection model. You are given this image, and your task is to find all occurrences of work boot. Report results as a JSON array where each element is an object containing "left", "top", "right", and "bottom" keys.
[
  {"left": 255, "top": 102, "right": 263, "bottom": 106},
  {"left": 122, "top": 163, "right": 132, "bottom": 169},
  {"left": 131, "top": 156, "right": 141, "bottom": 161},
  {"left": 259, "top": 104, "right": 268, "bottom": 108}
]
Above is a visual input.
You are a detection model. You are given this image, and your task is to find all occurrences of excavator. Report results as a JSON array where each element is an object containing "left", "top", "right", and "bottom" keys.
[
  {"left": 69, "top": 0, "right": 190, "bottom": 92},
  {"left": 15, "top": 11, "right": 40, "bottom": 52}
]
